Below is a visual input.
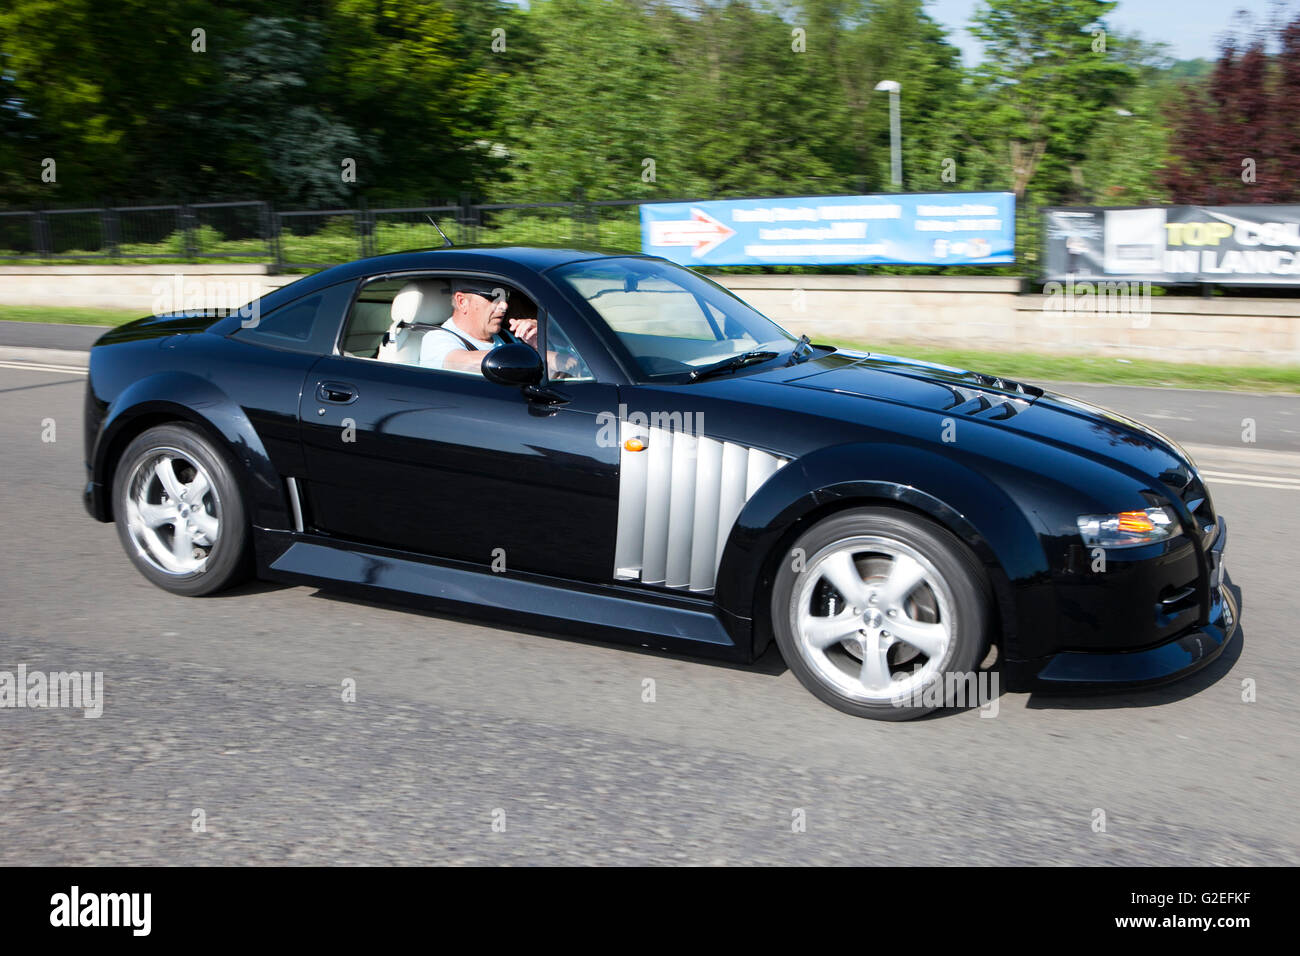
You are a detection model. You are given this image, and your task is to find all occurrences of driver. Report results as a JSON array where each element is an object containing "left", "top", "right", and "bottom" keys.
[{"left": 419, "top": 280, "right": 538, "bottom": 373}]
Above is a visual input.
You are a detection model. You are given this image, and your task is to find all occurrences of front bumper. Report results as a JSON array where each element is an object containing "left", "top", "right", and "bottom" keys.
[
  {"left": 1006, "top": 516, "right": 1238, "bottom": 690},
  {"left": 84, "top": 477, "right": 110, "bottom": 522}
]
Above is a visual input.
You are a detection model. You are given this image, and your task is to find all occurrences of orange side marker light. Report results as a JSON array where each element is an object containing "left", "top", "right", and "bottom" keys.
[{"left": 1116, "top": 511, "right": 1155, "bottom": 533}]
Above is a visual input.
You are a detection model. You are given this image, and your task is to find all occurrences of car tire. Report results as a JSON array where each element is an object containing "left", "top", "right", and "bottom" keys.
[
  {"left": 112, "top": 423, "right": 251, "bottom": 597},
  {"left": 770, "top": 506, "right": 992, "bottom": 720}
]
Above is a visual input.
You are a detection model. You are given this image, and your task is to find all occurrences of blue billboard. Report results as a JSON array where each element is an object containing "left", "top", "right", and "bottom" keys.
[{"left": 640, "top": 192, "right": 1015, "bottom": 267}]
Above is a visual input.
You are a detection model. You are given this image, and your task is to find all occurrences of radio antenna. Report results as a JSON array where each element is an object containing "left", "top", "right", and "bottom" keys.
[{"left": 426, "top": 215, "right": 454, "bottom": 247}]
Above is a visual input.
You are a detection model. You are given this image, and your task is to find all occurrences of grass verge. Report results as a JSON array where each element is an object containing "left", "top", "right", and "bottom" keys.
[{"left": 0, "top": 305, "right": 145, "bottom": 326}]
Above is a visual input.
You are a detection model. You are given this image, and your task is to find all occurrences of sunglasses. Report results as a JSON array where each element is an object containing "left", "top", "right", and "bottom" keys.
[{"left": 460, "top": 287, "right": 510, "bottom": 302}]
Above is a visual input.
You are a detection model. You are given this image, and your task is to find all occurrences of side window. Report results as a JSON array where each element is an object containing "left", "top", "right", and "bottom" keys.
[
  {"left": 340, "top": 273, "right": 552, "bottom": 377},
  {"left": 338, "top": 276, "right": 447, "bottom": 361},
  {"left": 231, "top": 282, "right": 352, "bottom": 354},
  {"left": 545, "top": 316, "right": 594, "bottom": 382}
]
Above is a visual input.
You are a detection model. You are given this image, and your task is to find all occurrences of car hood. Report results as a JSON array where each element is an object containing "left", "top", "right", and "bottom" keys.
[{"left": 771, "top": 350, "right": 1196, "bottom": 480}]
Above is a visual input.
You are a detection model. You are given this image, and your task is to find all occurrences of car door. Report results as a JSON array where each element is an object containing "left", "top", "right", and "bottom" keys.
[{"left": 297, "top": 348, "right": 621, "bottom": 584}]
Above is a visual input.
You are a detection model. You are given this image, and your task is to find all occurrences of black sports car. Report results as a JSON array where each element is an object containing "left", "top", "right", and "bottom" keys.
[{"left": 82, "top": 247, "right": 1237, "bottom": 719}]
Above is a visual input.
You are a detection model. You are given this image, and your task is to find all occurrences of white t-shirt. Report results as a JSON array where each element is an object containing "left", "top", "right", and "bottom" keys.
[{"left": 418, "top": 317, "right": 504, "bottom": 372}]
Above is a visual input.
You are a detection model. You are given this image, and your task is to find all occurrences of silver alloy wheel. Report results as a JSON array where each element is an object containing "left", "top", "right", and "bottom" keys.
[
  {"left": 123, "top": 447, "right": 222, "bottom": 576},
  {"left": 790, "top": 535, "right": 955, "bottom": 703}
]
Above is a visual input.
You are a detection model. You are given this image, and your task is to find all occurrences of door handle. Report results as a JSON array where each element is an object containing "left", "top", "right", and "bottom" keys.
[{"left": 316, "top": 382, "right": 359, "bottom": 405}]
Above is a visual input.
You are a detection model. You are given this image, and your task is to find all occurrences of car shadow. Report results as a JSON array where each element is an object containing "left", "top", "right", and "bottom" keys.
[
  {"left": 305, "top": 588, "right": 791, "bottom": 677},
  {"left": 1021, "top": 578, "right": 1245, "bottom": 711},
  {"left": 286, "top": 579, "right": 1243, "bottom": 718},
  {"left": 205, "top": 578, "right": 294, "bottom": 598}
]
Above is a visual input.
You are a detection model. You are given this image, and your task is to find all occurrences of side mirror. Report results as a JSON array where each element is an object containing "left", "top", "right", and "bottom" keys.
[{"left": 482, "top": 343, "right": 543, "bottom": 387}]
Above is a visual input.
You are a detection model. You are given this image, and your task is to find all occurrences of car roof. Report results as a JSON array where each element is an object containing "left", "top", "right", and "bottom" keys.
[
  {"left": 319, "top": 245, "right": 650, "bottom": 283},
  {"left": 255, "top": 246, "right": 654, "bottom": 313}
]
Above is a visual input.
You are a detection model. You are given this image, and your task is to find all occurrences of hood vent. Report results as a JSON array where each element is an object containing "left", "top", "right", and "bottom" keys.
[{"left": 943, "top": 383, "right": 1032, "bottom": 421}]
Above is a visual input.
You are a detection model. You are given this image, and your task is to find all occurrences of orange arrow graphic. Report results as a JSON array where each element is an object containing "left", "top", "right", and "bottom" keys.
[{"left": 648, "top": 208, "right": 737, "bottom": 256}]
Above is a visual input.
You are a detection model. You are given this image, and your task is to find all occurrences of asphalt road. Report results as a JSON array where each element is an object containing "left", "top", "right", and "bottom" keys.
[
  {"left": 0, "top": 360, "right": 1296, "bottom": 865},
  {"left": 1039, "top": 381, "right": 1300, "bottom": 454},
  {"left": 0, "top": 320, "right": 108, "bottom": 351}
]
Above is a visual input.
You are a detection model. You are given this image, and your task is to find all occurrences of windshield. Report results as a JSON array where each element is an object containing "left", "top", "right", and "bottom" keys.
[{"left": 551, "top": 257, "right": 796, "bottom": 381}]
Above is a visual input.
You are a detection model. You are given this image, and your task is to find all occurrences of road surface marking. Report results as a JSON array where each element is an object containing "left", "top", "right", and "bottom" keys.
[
  {"left": 1201, "top": 476, "right": 1300, "bottom": 491},
  {"left": 1199, "top": 469, "right": 1300, "bottom": 486},
  {"left": 0, "top": 360, "right": 88, "bottom": 375}
]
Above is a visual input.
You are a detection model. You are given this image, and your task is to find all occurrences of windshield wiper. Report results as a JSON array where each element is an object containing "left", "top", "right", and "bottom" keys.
[
  {"left": 688, "top": 349, "right": 779, "bottom": 382},
  {"left": 785, "top": 334, "right": 814, "bottom": 366}
]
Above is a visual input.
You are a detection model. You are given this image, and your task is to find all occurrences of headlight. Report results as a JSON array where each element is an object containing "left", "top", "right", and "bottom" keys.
[{"left": 1076, "top": 506, "right": 1178, "bottom": 548}]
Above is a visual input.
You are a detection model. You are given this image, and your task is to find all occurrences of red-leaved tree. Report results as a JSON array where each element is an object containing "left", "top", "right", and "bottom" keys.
[{"left": 1165, "top": 15, "right": 1300, "bottom": 203}]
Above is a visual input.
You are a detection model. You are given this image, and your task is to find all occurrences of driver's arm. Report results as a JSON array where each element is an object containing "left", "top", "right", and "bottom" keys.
[
  {"left": 420, "top": 330, "right": 488, "bottom": 374},
  {"left": 441, "top": 347, "right": 488, "bottom": 373}
]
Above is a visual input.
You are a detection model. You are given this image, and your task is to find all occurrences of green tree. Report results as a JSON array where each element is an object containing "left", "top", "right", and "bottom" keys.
[
  {"left": 0, "top": 0, "right": 235, "bottom": 204},
  {"left": 649, "top": 0, "right": 841, "bottom": 197},
  {"left": 797, "top": 0, "right": 966, "bottom": 192},
  {"left": 970, "top": 0, "right": 1135, "bottom": 200},
  {"left": 1076, "top": 33, "right": 1176, "bottom": 205},
  {"left": 498, "top": 0, "right": 676, "bottom": 200},
  {"left": 215, "top": 17, "right": 364, "bottom": 207},
  {"left": 322, "top": 0, "right": 516, "bottom": 204}
]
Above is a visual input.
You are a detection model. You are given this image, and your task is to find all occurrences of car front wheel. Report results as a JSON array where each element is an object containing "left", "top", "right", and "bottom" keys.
[
  {"left": 112, "top": 423, "right": 251, "bottom": 596},
  {"left": 771, "top": 506, "right": 993, "bottom": 720}
]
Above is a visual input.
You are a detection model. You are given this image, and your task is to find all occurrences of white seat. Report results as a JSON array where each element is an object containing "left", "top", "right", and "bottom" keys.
[{"left": 375, "top": 280, "right": 454, "bottom": 365}]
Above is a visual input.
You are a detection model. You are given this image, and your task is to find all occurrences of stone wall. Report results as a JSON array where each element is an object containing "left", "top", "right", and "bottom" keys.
[
  {"left": 714, "top": 275, "right": 1300, "bottom": 366},
  {"left": 2, "top": 265, "right": 1297, "bottom": 365}
]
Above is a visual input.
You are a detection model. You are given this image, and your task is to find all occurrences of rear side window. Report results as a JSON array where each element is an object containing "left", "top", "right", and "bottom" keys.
[{"left": 231, "top": 281, "right": 354, "bottom": 354}]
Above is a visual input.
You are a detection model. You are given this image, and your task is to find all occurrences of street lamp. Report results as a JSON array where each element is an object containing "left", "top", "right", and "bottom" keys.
[{"left": 875, "top": 80, "right": 902, "bottom": 188}]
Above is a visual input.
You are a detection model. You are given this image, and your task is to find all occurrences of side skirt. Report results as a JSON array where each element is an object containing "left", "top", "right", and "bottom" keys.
[{"left": 253, "top": 529, "right": 752, "bottom": 662}]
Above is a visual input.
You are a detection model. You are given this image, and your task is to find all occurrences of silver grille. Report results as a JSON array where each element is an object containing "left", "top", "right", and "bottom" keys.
[{"left": 614, "top": 420, "right": 789, "bottom": 592}]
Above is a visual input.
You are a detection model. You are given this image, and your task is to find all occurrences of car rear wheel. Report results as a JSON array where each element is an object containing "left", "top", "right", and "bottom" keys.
[
  {"left": 112, "top": 423, "right": 251, "bottom": 596},
  {"left": 771, "top": 507, "right": 992, "bottom": 720}
]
